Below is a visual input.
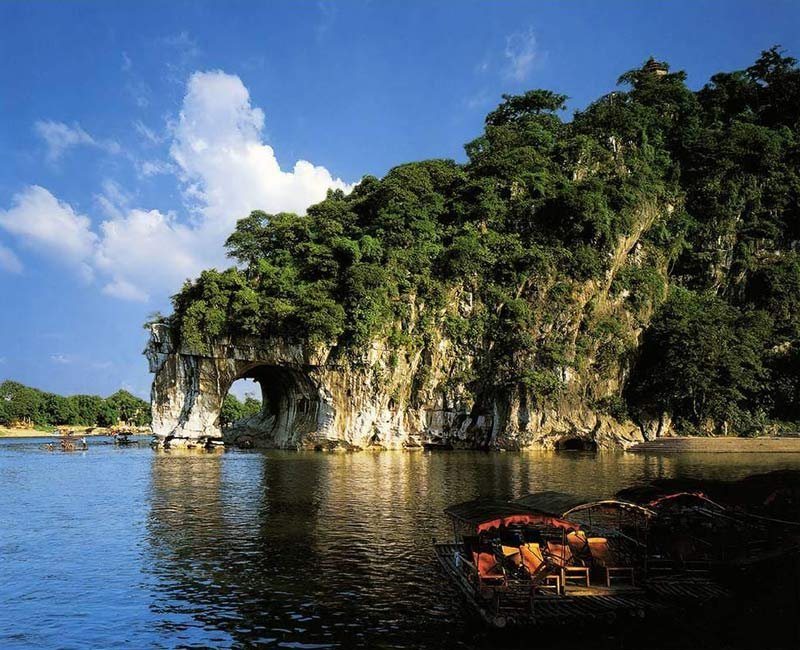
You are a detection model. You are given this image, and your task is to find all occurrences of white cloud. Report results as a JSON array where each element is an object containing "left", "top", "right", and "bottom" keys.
[
  {"left": 121, "top": 51, "right": 132, "bottom": 72},
  {"left": 102, "top": 277, "right": 149, "bottom": 302},
  {"left": 34, "top": 120, "right": 120, "bottom": 162},
  {"left": 134, "top": 120, "right": 163, "bottom": 145},
  {"left": 171, "top": 70, "right": 352, "bottom": 222},
  {"left": 98, "top": 71, "right": 353, "bottom": 302},
  {"left": 50, "top": 353, "right": 72, "bottom": 364},
  {"left": 3, "top": 70, "right": 351, "bottom": 303},
  {"left": 465, "top": 89, "right": 493, "bottom": 111},
  {"left": 161, "top": 31, "right": 201, "bottom": 84},
  {"left": 474, "top": 56, "right": 490, "bottom": 75},
  {"left": 94, "top": 208, "right": 207, "bottom": 302},
  {"left": 504, "top": 28, "right": 539, "bottom": 82},
  {"left": 0, "top": 243, "right": 22, "bottom": 273},
  {"left": 315, "top": 1, "right": 337, "bottom": 42},
  {"left": 0, "top": 186, "right": 97, "bottom": 264},
  {"left": 137, "top": 159, "right": 175, "bottom": 178},
  {"left": 125, "top": 79, "right": 151, "bottom": 109},
  {"left": 161, "top": 31, "right": 200, "bottom": 56},
  {"left": 94, "top": 179, "right": 132, "bottom": 220}
]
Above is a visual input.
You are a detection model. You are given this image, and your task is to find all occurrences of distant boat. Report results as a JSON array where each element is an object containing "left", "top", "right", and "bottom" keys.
[
  {"left": 113, "top": 431, "right": 136, "bottom": 445},
  {"left": 43, "top": 430, "right": 88, "bottom": 452}
]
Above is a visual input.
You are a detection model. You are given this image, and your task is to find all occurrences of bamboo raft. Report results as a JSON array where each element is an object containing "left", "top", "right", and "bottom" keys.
[
  {"left": 434, "top": 541, "right": 729, "bottom": 628},
  {"left": 431, "top": 491, "right": 791, "bottom": 629},
  {"left": 434, "top": 542, "right": 682, "bottom": 627}
]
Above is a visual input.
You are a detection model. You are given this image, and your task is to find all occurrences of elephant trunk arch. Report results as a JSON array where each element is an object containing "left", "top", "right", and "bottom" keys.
[{"left": 145, "top": 325, "right": 336, "bottom": 449}]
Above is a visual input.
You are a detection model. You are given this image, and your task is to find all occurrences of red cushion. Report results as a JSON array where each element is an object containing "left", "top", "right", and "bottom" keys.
[{"left": 473, "top": 551, "right": 502, "bottom": 577}]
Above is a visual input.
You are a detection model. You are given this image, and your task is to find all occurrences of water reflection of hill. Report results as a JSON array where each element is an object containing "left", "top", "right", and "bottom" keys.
[{"left": 145, "top": 450, "right": 800, "bottom": 649}]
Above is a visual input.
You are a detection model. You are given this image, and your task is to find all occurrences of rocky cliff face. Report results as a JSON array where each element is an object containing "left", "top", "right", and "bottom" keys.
[
  {"left": 146, "top": 333, "right": 649, "bottom": 450},
  {"left": 146, "top": 334, "right": 645, "bottom": 450},
  {"left": 146, "top": 218, "right": 664, "bottom": 453}
]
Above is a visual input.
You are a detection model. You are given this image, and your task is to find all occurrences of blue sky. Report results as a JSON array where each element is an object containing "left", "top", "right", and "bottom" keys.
[{"left": 1, "top": 0, "right": 798, "bottom": 400}]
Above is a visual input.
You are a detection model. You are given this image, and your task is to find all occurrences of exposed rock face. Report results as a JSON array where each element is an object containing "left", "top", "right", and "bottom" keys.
[
  {"left": 146, "top": 321, "right": 649, "bottom": 450},
  {"left": 146, "top": 324, "right": 331, "bottom": 448},
  {"left": 144, "top": 202, "right": 683, "bottom": 450}
]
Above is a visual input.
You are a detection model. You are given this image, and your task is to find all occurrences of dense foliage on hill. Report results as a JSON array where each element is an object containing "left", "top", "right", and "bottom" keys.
[
  {"left": 163, "top": 48, "right": 800, "bottom": 436},
  {"left": 0, "top": 381, "right": 150, "bottom": 428}
]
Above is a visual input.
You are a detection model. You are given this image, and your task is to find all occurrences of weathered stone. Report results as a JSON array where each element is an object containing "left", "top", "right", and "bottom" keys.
[
  {"left": 144, "top": 201, "right": 688, "bottom": 451},
  {"left": 145, "top": 322, "right": 651, "bottom": 450}
]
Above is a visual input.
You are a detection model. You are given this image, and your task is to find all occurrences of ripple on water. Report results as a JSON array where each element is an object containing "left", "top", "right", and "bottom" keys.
[{"left": 1, "top": 441, "right": 799, "bottom": 648}]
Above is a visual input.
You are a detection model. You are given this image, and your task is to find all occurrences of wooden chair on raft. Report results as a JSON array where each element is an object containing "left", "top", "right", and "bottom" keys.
[
  {"left": 518, "top": 542, "right": 561, "bottom": 593},
  {"left": 547, "top": 531, "right": 591, "bottom": 588},
  {"left": 588, "top": 537, "right": 636, "bottom": 587},
  {"left": 467, "top": 539, "right": 507, "bottom": 592}
]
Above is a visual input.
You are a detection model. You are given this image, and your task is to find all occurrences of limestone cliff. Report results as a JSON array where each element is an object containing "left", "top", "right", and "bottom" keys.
[
  {"left": 146, "top": 321, "right": 650, "bottom": 450},
  {"left": 148, "top": 55, "right": 800, "bottom": 448},
  {"left": 146, "top": 202, "right": 668, "bottom": 450}
]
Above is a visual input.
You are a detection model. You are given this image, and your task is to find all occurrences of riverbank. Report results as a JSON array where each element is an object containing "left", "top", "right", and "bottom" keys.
[
  {"left": 629, "top": 435, "right": 800, "bottom": 453},
  {"left": 0, "top": 425, "right": 149, "bottom": 438}
]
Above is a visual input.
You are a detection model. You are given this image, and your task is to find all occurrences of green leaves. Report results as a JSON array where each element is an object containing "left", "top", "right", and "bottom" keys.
[
  {"left": 163, "top": 50, "right": 800, "bottom": 431},
  {"left": 0, "top": 381, "right": 149, "bottom": 427},
  {"left": 484, "top": 90, "right": 568, "bottom": 127},
  {"left": 220, "top": 393, "right": 262, "bottom": 427},
  {"left": 627, "top": 288, "right": 771, "bottom": 432}
]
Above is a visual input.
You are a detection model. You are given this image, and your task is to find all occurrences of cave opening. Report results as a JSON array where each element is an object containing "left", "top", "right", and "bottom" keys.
[
  {"left": 555, "top": 437, "right": 598, "bottom": 452},
  {"left": 221, "top": 364, "right": 322, "bottom": 448},
  {"left": 221, "top": 377, "right": 264, "bottom": 428}
]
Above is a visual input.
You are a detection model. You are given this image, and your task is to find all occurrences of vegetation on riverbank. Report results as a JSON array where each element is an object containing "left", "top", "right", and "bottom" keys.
[
  {"left": 160, "top": 48, "right": 800, "bottom": 437},
  {"left": 0, "top": 380, "right": 150, "bottom": 428},
  {"left": 220, "top": 393, "right": 262, "bottom": 427}
]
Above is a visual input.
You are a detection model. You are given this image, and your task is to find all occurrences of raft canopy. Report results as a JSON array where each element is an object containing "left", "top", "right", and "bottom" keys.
[
  {"left": 444, "top": 498, "right": 580, "bottom": 533},
  {"left": 646, "top": 491, "right": 727, "bottom": 512},
  {"left": 513, "top": 491, "right": 594, "bottom": 517},
  {"left": 513, "top": 490, "right": 656, "bottom": 520}
]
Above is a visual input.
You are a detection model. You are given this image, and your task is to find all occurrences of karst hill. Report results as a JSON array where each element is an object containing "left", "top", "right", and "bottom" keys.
[{"left": 147, "top": 49, "right": 800, "bottom": 450}]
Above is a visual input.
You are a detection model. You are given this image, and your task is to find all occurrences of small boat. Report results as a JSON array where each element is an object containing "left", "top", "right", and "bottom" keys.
[
  {"left": 114, "top": 432, "right": 134, "bottom": 445},
  {"left": 631, "top": 490, "right": 800, "bottom": 571},
  {"left": 43, "top": 431, "right": 88, "bottom": 452},
  {"left": 434, "top": 495, "right": 729, "bottom": 629}
]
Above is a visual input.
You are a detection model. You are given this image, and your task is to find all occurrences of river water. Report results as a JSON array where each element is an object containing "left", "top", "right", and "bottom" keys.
[{"left": 1, "top": 437, "right": 799, "bottom": 649}]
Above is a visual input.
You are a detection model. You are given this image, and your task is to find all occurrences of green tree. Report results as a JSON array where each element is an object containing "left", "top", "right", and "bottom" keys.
[
  {"left": 67, "top": 395, "right": 106, "bottom": 425},
  {"left": 0, "top": 381, "right": 44, "bottom": 425},
  {"left": 220, "top": 394, "right": 246, "bottom": 427},
  {"left": 107, "top": 390, "right": 150, "bottom": 426},
  {"left": 627, "top": 288, "right": 769, "bottom": 432},
  {"left": 242, "top": 396, "right": 261, "bottom": 419}
]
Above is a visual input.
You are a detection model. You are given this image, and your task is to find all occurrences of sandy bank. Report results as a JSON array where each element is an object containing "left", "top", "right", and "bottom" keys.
[
  {"left": 0, "top": 425, "right": 149, "bottom": 438},
  {"left": 628, "top": 435, "right": 800, "bottom": 453}
]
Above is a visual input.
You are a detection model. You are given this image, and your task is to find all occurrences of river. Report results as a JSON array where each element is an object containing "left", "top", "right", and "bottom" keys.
[{"left": 1, "top": 437, "right": 798, "bottom": 649}]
